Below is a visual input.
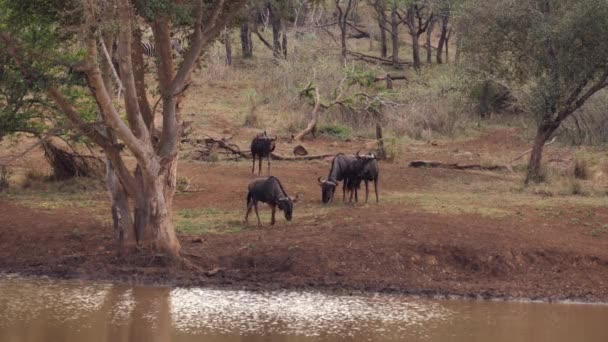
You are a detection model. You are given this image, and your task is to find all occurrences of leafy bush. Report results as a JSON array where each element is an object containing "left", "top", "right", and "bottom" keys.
[{"left": 318, "top": 124, "right": 350, "bottom": 140}]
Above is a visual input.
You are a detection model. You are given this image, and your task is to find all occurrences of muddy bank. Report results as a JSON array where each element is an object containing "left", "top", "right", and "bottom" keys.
[{"left": 1, "top": 199, "right": 607, "bottom": 303}]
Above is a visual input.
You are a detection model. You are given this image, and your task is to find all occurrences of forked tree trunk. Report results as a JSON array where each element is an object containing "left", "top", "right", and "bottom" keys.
[
  {"left": 526, "top": 122, "right": 558, "bottom": 184},
  {"left": 240, "top": 22, "right": 253, "bottom": 58}
]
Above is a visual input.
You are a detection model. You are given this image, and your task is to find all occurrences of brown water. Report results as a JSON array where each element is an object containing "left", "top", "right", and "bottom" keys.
[{"left": 0, "top": 276, "right": 607, "bottom": 342}]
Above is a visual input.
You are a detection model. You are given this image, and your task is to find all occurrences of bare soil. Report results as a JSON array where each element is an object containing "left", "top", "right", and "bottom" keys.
[{"left": 1, "top": 128, "right": 608, "bottom": 302}]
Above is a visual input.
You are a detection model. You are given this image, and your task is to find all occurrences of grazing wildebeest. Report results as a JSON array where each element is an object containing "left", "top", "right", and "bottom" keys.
[
  {"left": 250, "top": 131, "right": 277, "bottom": 176},
  {"left": 245, "top": 176, "right": 299, "bottom": 226},
  {"left": 317, "top": 153, "right": 360, "bottom": 203},
  {"left": 349, "top": 151, "right": 380, "bottom": 203},
  {"left": 318, "top": 152, "right": 379, "bottom": 204}
]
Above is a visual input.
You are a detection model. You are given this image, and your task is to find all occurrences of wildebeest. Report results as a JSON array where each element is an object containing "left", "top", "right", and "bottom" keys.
[
  {"left": 250, "top": 131, "right": 277, "bottom": 176},
  {"left": 245, "top": 176, "right": 299, "bottom": 225},
  {"left": 318, "top": 151, "right": 379, "bottom": 203},
  {"left": 317, "top": 153, "right": 360, "bottom": 203},
  {"left": 348, "top": 151, "right": 380, "bottom": 203}
]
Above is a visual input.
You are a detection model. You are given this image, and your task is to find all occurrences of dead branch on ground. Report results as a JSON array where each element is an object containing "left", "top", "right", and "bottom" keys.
[{"left": 409, "top": 160, "right": 511, "bottom": 172}]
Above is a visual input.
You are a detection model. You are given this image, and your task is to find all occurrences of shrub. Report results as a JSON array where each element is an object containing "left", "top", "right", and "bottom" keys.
[{"left": 318, "top": 124, "right": 350, "bottom": 140}]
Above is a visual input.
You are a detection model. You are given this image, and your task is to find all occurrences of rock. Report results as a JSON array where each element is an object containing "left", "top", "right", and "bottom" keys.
[{"left": 293, "top": 145, "right": 308, "bottom": 156}]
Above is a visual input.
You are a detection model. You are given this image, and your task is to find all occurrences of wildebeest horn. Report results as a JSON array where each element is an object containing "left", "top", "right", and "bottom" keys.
[
  {"left": 317, "top": 176, "right": 324, "bottom": 185},
  {"left": 356, "top": 150, "right": 362, "bottom": 158}
]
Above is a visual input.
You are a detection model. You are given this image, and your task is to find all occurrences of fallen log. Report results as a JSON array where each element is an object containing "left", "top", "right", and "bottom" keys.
[
  {"left": 346, "top": 51, "right": 411, "bottom": 66},
  {"left": 408, "top": 160, "right": 510, "bottom": 172},
  {"left": 270, "top": 153, "right": 334, "bottom": 161},
  {"left": 190, "top": 135, "right": 334, "bottom": 161}
]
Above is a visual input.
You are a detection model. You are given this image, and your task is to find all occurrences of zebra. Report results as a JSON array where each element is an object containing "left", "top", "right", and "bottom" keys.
[{"left": 140, "top": 37, "right": 184, "bottom": 58}]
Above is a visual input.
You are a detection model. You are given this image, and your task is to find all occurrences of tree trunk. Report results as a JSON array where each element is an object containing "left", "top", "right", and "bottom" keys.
[
  {"left": 224, "top": 29, "right": 232, "bottom": 66},
  {"left": 391, "top": 5, "right": 399, "bottom": 68},
  {"left": 376, "top": 2, "right": 388, "bottom": 58},
  {"left": 479, "top": 80, "right": 491, "bottom": 118},
  {"left": 375, "top": 122, "right": 386, "bottom": 160},
  {"left": 133, "top": 162, "right": 181, "bottom": 254},
  {"left": 525, "top": 122, "right": 558, "bottom": 184},
  {"left": 426, "top": 17, "right": 435, "bottom": 64},
  {"left": 240, "top": 22, "right": 253, "bottom": 58},
  {"left": 454, "top": 31, "right": 461, "bottom": 64},
  {"left": 405, "top": 5, "right": 420, "bottom": 69},
  {"left": 105, "top": 161, "right": 135, "bottom": 253},
  {"left": 281, "top": 25, "right": 287, "bottom": 59},
  {"left": 340, "top": 21, "right": 347, "bottom": 65},
  {"left": 379, "top": 18, "right": 387, "bottom": 58},
  {"left": 436, "top": 16, "right": 448, "bottom": 64},
  {"left": 269, "top": 3, "right": 282, "bottom": 59},
  {"left": 411, "top": 31, "right": 421, "bottom": 69}
]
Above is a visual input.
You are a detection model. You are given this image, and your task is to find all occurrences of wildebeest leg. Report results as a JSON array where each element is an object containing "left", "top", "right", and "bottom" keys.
[
  {"left": 365, "top": 180, "right": 369, "bottom": 203},
  {"left": 374, "top": 178, "right": 379, "bottom": 203},
  {"left": 342, "top": 181, "right": 347, "bottom": 202},
  {"left": 245, "top": 200, "right": 254, "bottom": 224},
  {"left": 267, "top": 154, "right": 271, "bottom": 174},
  {"left": 270, "top": 204, "right": 276, "bottom": 225},
  {"left": 258, "top": 155, "right": 263, "bottom": 176},
  {"left": 354, "top": 183, "right": 359, "bottom": 202},
  {"left": 253, "top": 202, "right": 261, "bottom": 226},
  {"left": 251, "top": 154, "right": 256, "bottom": 174}
]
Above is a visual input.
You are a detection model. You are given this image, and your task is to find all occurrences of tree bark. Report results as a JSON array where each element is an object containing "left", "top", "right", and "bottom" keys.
[
  {"left": 224, "top": 29, "right": 232, "bottom": 65},
  {"left": 390, "top": 3, "right": 399, "bottom": 68},
  {"left": 426, "top": 17, "right": 435, "bottom": 64},
  {"left": 436, "top": 15, "right": 448, "bottom": 64},
  {"left": 268, "top": 3, "right": 282, "bottom": 59},
  {"left": 281, "top": 25, "right": 287, "bottom": 59},
  {"left": 373, "top": 0, "right": 388, "bottom": 58},
  {"left": 525, "top": 122, "right": 558, "bottom": 184},
  {"left": 240, "top": 22, "right": 253, "bottom": 58},
  {"left": 336, "top": 0, "right": 354, "bottom": 66}
]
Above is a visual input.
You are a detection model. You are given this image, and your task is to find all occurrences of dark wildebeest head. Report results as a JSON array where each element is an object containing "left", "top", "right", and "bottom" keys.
[
  {"left": 317, "top": 176, "right": 337, "bottom": 204},
  {"left": 278, "top": 196, "right": 296, "bottom": 221}
]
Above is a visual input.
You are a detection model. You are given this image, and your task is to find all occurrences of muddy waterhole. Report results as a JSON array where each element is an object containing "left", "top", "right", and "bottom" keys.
[{"left": 0, "top": 276, "right": 606, "bottom": 342}]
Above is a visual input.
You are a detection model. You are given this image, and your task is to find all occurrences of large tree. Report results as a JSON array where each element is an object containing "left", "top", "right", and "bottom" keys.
[
  {"left": 0, "top": 0, "right": 248, "bottom": 258},
  {"left": 460, "top": 0, "right": 608, "bottom": 183}
]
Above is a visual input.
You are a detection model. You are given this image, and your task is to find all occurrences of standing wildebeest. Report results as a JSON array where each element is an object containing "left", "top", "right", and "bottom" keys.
[
  {"left": 318, "top": 152, "right": 379, "bottom": 204},
  {"left": 250, "top": 131, "right": 277, "bottom": 176},
  {"left": 245, "top": 176, "right": 299, "bottom": 226},
  {"left": 349, "top": 151, "right": 380, "bottom": 203},
  {"left": 317, "top": 153, "right": 360, "bottom": 203}
]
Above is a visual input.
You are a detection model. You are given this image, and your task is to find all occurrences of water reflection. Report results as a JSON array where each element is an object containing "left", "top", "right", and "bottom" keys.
[{"left": 0, "top": 276, "right": 607, "bottom": 342}]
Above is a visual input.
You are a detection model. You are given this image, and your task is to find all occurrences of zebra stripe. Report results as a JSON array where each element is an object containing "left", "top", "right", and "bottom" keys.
[{"left": 140, "top": 38, "right": 183, "bottom": 58}]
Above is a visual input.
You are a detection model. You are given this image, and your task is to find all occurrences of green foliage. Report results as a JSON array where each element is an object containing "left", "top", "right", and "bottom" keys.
[
  {"left": 318, "top": 124, "right": 350, "bottom": 140},
  {"left": 0, "top": 0, "right": 94, "bottom": 141},
  {"left": 460, "top": 0, "right": 608, "bottom": 122},
  {"left": 134, "top": 0, "right": 193, "bottom": 24}
]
